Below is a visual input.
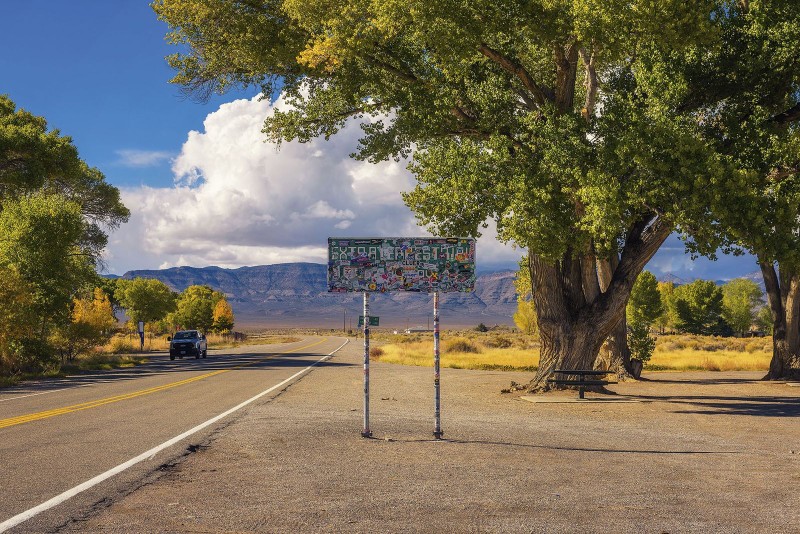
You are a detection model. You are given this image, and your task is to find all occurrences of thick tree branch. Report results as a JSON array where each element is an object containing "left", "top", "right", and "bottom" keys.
[
  {"left": 478, "top": 43, "right": 553, "bottom": 107},
  {"left": 770, "top": 102, "right": 800, "bottom": 125},
  {"left": 580, "top": 241, "right": 601, "bottom": 304},
  {"left": 554, "top": 41, "right": 579, "bottom": 113},
  {"left": 583, "top": 214, "right": 671, "bottom": 337},
  {"left": 578, "top": 46, "right": 599, "bottom": 121},
  {"left": 366, "top": 54, "right": 419, "bottom": 83}
]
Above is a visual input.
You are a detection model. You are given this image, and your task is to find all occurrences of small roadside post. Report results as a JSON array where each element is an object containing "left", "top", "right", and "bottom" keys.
[
  {"left": 433, "top": 291, "right": 442, "bottom": 439},
  {"left": 137, "top": 321, "right": 145, "bottom": 352},
  {"left": 362, "top": 292, "right": 372, "bottom": 437}
]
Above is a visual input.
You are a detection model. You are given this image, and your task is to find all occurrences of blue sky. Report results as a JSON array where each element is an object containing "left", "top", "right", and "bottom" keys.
[
  {"left": 0, "top": 1, "right": 256, "bottom": 188},
  {"left": 0, "top": 1, "right": 762, "bottom": 280}
]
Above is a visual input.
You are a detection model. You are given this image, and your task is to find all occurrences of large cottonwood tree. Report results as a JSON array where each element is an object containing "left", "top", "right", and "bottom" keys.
[
  {"left": 154, "top": 0, "right": 740, "bottom": 388},
  {"left": 664, "top": 1, "right": 800, "bottom": 378}
]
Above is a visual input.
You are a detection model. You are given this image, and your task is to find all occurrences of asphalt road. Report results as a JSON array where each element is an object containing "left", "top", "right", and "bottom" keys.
[{"left": 0, "top": 336, "right": 348, "bottom": 533}]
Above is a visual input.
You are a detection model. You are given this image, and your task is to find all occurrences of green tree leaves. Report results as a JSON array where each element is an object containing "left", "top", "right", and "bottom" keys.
[
  {"left": 0, "top": 95, "right": 129, "bottom": 260},
  {"left": 0, "top": 193, "right": 96, "bottom": 326},
  {"left": 116, "top": 278, "right": 177, "bottom": 325},
  {"left": 172, "top": 285, "right": 225, "bottom": 332},
  {"left": 627, "top": 271, "right": 663, "bottom": 327},
  {"left": 721, "top": 278, "right": 763, "bottom": 336},
  {"left": 212, "top": 298, "right": 235, "bottom": 333},
  {"left": 0, "top": 96, "right": 129, "bottom": 377},
  {"left": 674, "top": 280, "right": 725, "bottom": 336}
]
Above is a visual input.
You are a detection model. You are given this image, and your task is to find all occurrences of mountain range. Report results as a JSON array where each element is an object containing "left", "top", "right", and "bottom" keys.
[
  {"left": 110, "top": 263, "right": 766, "bottom": 329},
  {"left": 115, "top": 263, "right": 518, "bottom": 329}
]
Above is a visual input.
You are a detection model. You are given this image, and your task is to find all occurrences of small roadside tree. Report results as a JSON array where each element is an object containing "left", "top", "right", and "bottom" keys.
[
  {"left": 0, "top": 193, "right": 97, "bottom": 334},
  {"left": 116, "top": 278, "right": 177, "bottom": 330},
  {"left": 173, "top": 285, "right": 224, "bottom": 332},
  {"left": 626, "top": 271, "right": 663, "bottom": 327},
  {"left": 0, "top": 267, "right": 38, "bottom": 375},
  {"left": 654, "top": 282, "right": 680, "bottom": 334},
  {"left": 625, "top": 271, "right": 662, "bottom": 366},
  {"left": 721, "top": 278, "right": 763, "bottom": 337},
  {"left": 53, "top": 287, "right": 116, "bottom": 361},
  {"left": 212, "top": 298, "right": 235, "bottom": 333},
  {"left": 513, "top": 258, "right": 537, "bottom": 336},
  {"left": 674, "top": 280, "right": 726, "bottom": 336}
]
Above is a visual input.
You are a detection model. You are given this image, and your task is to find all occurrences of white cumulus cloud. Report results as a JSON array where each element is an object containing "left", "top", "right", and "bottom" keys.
[{"left": 104, "top": 94, "right": 524, "bottom": 274}]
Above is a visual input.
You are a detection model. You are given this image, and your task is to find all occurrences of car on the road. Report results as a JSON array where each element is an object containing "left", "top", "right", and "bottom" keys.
[{"left": 168, "top": 330, "right": 208, "bottom": 360}]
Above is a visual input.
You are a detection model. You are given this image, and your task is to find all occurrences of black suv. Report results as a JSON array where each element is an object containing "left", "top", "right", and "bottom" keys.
[{"left": 168, "top": 330, "right": 208, "bottom": 360}]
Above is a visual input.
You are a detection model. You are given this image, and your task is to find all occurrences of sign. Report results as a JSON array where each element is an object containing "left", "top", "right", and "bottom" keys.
[
  {"left": 358, "top": 316, "right": 380, "bottom": 327},
  {"left": 137, "top": 321, "right": 144, "bottom": 334},
  {"left": 327, "top": 237, "right": 476, "bottom": 293}
]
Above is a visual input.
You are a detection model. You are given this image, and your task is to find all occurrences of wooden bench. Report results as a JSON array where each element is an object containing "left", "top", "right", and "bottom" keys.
[{"left": 546, "top": 369, "right": 617, "bottom": 399}]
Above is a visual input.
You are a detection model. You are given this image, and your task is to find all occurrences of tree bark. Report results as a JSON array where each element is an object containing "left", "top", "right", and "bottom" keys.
[
  {"left": 597, "top": 254, "right": 634, "bottom": 376},
  {"left": 528, "top": 216, "right": 670, "bottom": 391},
  {"left": 761, "top": 261, "right": 800, "bottom": 379}
]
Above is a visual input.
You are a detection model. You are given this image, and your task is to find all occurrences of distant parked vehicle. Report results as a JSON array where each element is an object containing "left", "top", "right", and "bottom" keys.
[{"left": 168, "top": 330, "right": 207, "bottom": 360}]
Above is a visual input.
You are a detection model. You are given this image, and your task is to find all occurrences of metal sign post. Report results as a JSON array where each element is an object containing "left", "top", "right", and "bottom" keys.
[
  {"left": 433, "top": 291, "right": 442, "bottom": 439},
  {"left": 362, "top": 291, "right": 372, "bottom": 438}
]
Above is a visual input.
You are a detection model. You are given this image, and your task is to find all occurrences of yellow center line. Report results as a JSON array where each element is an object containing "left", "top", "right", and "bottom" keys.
[{"left": 0, "top": 338, "right": 329, "bottom": 430}]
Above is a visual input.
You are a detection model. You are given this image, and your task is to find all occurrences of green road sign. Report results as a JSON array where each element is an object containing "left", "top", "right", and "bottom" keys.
[{"left": 358, "top": 316, "right": 380, "bottom": 327}]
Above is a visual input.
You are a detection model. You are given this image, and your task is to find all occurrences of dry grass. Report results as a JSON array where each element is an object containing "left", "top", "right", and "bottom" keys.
[
  {"left": 374, "top": 339, "right": 539, "bottom": 372},
  {"left": 648, "top": 334, "right": 771, "bottom": 371},
  {"left": 62, "top": 353, "right": 148, "bottom": 373},
  {"left": 373, "top": 331, "right": 772, "bottom": 372}
]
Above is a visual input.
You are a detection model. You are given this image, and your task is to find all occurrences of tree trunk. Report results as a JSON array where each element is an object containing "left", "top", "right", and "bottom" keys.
[
  {"left": 761, "top": 261, "right": 800, "bottom": 379},
  {"left": 597, "top": 255, "right": 634, "bottom": 376},
  {"left": 527, "top": 216, "right": 670, "bottom": 391}
]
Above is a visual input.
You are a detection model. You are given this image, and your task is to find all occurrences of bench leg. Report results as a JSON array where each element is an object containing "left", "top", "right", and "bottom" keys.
[{"left": 579, "top": 385, "right": 585, "bottom": 399}]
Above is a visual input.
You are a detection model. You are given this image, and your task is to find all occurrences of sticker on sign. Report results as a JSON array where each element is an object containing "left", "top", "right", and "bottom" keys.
[{"left": 327, "top": 237, "right": 476, "bottom": 293}]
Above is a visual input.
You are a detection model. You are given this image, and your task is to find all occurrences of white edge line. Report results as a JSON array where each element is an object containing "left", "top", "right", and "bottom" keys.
[
  {"left": 0, "top": 338, "right": 350, "bottom": 533},
  {"left": 0, "top": 386, "right": 79, "bottom": 403}
]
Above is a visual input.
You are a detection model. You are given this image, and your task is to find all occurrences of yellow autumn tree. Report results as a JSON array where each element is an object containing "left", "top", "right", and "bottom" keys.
[
  {"left": 513, "top": 258, "right": 538, "bottom": 336},
  {"left": 0, "top": 267, "right": 38, "bottom": 374},
  {"left": 54, "top": 287, "right": 117, "bottom": 361},
  {"left": 212, "top": 298, "right": 235, "bottom": 333}
]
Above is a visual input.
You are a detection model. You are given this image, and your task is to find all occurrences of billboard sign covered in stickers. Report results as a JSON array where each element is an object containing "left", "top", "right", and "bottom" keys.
[{"left": 327, "top": 237, "right": 476, "bottom": 293}]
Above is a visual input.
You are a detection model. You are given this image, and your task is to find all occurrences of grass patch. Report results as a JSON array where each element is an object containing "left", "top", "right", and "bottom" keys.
[
  {"left": 373, "top": 331, "right": 772, "bottom": 372},
  {"left": 647, "top": 348, "right": 770, "bottom": 371},
  {"left": 375, "top": 339, "right": 539, "bottom": 372},
  {"left": 61, "top": 353, "right": 148, "bottom": 373}
]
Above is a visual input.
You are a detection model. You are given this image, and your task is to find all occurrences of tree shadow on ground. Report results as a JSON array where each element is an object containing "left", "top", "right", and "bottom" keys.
[
  {"left": 628, "top": 394, "right": 800, "bottom": 417},
  {"left": 641, "top": 376, "right": 763, "bottom": 385},
  {"left": 378, "top": 437, "right": 739, "bottom": 455}
]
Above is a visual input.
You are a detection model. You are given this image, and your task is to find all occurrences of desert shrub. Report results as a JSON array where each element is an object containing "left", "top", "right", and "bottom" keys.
[
  {"left": 369, "top": 347, "right": 384, "bottom": 359},
  {"left": 745, "top": 339, "right": 770, "bottom": 353},
  {"left": 474, "top": 323, "right": 489, "bottom": 332},
  {"left": 483, "top": 334, "right": 513, "bottom": 349},
  {"left": 628, "top": 323, "right": 656, "bottom": 363},
  {"left": 8, "top": 338, "right": 59, "bottom": 374},
  {"left": 109, "top": 336, "right": 135, "bottom": 354},
  {"left": 443, "top": 337, "right": 482, "bottom": 354}
]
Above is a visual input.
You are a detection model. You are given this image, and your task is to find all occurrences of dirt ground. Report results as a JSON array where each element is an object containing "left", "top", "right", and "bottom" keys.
[{"left": 58, "top": 342, "right": 800, "bottom": 533}]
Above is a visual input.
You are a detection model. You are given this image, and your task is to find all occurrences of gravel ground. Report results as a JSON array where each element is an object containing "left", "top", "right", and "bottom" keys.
[{"left": 59, "top": 341, "right": 800, "bottom": 533}]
